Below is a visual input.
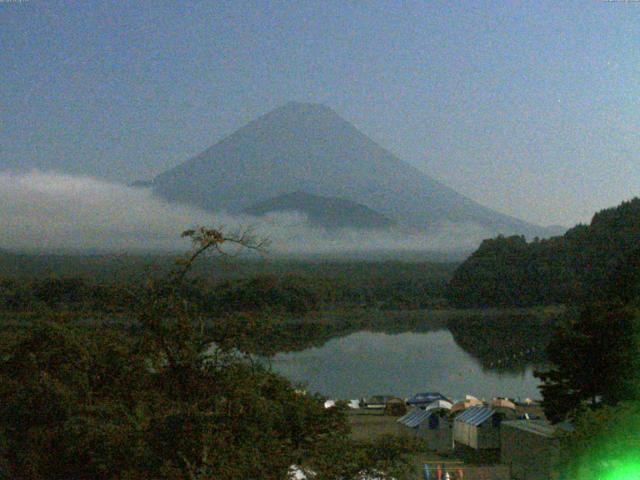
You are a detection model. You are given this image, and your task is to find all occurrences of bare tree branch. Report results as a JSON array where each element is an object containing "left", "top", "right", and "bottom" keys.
[{"left": 172, "top": 226, "right": 269, "bottom": 285}]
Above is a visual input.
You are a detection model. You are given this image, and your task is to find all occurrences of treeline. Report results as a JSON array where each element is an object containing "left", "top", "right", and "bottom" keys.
[
  {"left": 447, "top": 198, "right": 640, "bottom": 307},
  {"left": 0, "top": 276, "right": 318, "bottom": 316},
  {"left": 0, "top": 262, "right": 454, "bottom": 316}
]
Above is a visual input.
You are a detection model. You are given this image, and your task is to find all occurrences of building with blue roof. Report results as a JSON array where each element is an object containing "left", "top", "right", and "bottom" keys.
[
  {"left": 397, "top": 408, "right": 432, "bottom": 434},
  {"left": 397, "top": 408, "right": 454, "bottom": 453},
  {"left": 453, "top": 406, "right": 504, "bottom": 450}
]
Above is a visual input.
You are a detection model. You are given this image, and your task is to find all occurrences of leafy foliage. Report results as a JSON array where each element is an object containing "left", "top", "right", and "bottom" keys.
[{"left": 0, "top": 227, "right": 418, "bottom": 479}]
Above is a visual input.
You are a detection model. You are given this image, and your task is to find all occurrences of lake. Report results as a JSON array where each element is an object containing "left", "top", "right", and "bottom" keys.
[{"left": 268, "top": 329, "right": 544, "bottom": 401}]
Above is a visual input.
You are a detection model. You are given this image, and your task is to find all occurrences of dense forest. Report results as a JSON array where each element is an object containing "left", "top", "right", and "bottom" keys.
[
  {"left": 0, "top": 260, "right": 455, "bottom": 317},
  {"left": 447, "top": 198, "right": 640, "bottom": 308}
]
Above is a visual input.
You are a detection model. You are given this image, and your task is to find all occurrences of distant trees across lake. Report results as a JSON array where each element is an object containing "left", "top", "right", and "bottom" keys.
[
  {"left": 447, "top": 198, "right": 640, "bottom": 308},
  {"left": 0, "top": 261, "right": 455, "bottom": 317}
]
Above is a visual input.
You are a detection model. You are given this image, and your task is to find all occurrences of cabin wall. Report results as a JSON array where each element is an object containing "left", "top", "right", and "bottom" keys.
[
  {"left": 397, "top": 424, "right": 418, "bottom": 438},
  {"left": 501, "top": 426, "right": 558, "bottom": 480},
  {"left": 454, "top": 422, "right": 502, "bottom": 450},
  {"left": 418, "top": 423, "right": 453, "bottom": 453},
  {"left": 454, "top": 422, "right": 477, "bottom": 449},
  {"left": 477, "top": 424, "right": 501, "bottom": 449}
]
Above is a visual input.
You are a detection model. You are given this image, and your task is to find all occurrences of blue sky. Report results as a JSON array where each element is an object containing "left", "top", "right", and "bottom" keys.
[{"left": 2, "top": 0, "right": 639, "bottom": 226}]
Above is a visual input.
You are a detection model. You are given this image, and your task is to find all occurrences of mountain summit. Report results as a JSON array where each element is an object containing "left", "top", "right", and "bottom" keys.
[{"left": 153, "top": 102, "right": 548, "bottom": 237}]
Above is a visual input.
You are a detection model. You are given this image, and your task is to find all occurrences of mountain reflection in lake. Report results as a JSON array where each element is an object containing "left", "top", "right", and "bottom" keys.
[{"left": 268, "top": 329, "right": 545, "bottom": 401}]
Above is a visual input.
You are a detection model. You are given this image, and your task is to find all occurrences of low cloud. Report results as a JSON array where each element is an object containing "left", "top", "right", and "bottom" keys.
[{"left": 0, "top": 171, "right": 489, "bottom": 254}]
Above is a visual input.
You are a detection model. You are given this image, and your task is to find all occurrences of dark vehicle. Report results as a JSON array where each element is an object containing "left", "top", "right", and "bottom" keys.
[{"left": 406, "top": 392, "right": 449, "bottom": 407}]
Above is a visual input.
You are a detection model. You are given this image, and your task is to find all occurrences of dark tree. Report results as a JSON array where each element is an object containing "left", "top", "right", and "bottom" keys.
[{"left": 536, "top": 303, "right": 640, "bottom": 423}]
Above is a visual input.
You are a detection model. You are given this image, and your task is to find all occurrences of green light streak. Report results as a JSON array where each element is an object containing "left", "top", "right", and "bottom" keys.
[{"left": 599, "top": 460, "right": 640, "bottom": 480}]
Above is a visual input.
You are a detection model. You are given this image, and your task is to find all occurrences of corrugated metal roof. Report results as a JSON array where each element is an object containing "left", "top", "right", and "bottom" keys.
[
  {"left": 454, "top": 406, "right": 495, "bottom": 426},
  {"left": 397, "top": 409, "right": 433, "bottom": 428}
]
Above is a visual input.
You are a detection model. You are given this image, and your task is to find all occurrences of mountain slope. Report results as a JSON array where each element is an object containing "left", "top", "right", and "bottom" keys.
[
  {"left": 153, "top": 102, "right": 546, "bottom": 236},
  {"left": 243, "top": 191, "right": 395, "bottom": 230}
]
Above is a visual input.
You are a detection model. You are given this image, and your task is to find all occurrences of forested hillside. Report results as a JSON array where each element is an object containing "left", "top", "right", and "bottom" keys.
[
  {"left": 447, "top": 198, "right": 640, "bottom": 307},
  {"left": 0, "top": 261, "right": 454, "bottom": 316}
]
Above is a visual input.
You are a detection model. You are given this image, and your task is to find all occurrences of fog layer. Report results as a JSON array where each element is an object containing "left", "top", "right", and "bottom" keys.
[{"left": 0, "top": 171, "right": 491, "bottom": 254}]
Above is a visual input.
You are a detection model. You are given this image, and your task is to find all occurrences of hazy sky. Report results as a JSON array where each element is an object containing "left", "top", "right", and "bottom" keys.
[{"left": 2, "top": 0, "right": 639, "bottom": 226}]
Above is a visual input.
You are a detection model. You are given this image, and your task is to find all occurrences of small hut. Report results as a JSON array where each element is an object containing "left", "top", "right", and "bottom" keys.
[
  {"left": 396, "top": 408, "right": 454, "bottom": 452},
  {"left": 417, "top": 409, "right": 454, "bottom": 453},
  {"left": 453, "top": 406, "right": 503, "bottom": 450},
  {"left": 396, "top": 409, "right": 430, "bottom": 437},
  {"left": 500, "top": 420, "right": 564, "bottom": 480}
]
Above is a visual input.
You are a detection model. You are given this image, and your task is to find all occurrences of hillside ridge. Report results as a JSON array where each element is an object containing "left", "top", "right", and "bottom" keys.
[{"left": 243, "top": 191, "right": 395, "bottom": 230}]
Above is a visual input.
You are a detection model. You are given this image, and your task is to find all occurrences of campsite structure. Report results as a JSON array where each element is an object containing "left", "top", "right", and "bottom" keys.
[
  {"left": 500, "top": 420, "right": 570, "bottom": 480},
  {"left": 453, "top": 406, "right": 504, "bottom": 450},
  {"left": 397, "top": 408, "right": 454, "bottom": 453}
]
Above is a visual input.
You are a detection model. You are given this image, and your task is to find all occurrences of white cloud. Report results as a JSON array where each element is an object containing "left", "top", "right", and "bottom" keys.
[{"left": 0, "top": 171, "right": 489, "bottom": 254}]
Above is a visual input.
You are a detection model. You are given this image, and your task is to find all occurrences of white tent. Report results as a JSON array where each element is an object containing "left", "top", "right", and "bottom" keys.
[{"left": 425, "top": 399, "right": 453, "bottom": 411}]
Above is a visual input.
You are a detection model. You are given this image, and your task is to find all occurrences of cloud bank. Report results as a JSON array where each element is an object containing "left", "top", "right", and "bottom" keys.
[{"left": 0, "top": 171, "right": 491, "bottom": 254}]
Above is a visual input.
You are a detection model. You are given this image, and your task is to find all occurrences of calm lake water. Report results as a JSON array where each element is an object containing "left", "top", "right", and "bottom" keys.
[{"left": 269, "top": 330, "right": 543, "bottom": 401}]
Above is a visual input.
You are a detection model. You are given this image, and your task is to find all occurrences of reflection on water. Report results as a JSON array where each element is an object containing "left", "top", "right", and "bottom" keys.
[{"left": 269, "top": 329, "right": 544, "bottom": 400}]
